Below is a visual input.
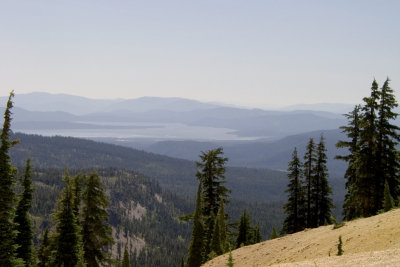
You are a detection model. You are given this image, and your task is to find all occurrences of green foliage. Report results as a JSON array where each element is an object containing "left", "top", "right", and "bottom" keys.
[
  {"left": 226, "top": 251, "right": 234, "bottom": 267},
  {"left": 270, "top": 227, "right": 278, "bottom": 239},
  {"left": 282, "top": 147, "right": 306, "bottom": 234},
  {"left": 187, "top": 183, "right": 205, "bottom": 267},
  {"left": 121, "top": 246, "right": 130, "bottom": 267},
  {"left": 52, "top": 174, "right": 82, "bottom": 267},
  {"left": 312, "top": 135, "right": 334, "bottom": 227},
  {"left": 196, "top": 147, "right": 229, "bottom": 257},
  {"left": 337, "top": 236, "right": 343, "bottom": 256},
  {"left": 383, "top": 180, "right": 395, "bottom": 212},
  {"left": 0, "top": 91, "right": 21, "bottom": 266},
  {"left": 236, "top": 209, "right": 251, "bottom": 248},
  {"left": 337, "top": 79, "right": 400, "bottom": 219},
  {"left": 14, "top": 159, "right": 35, "bottom": 266},
  {"left": 303, "top": 138, "right": 316, "bottom": 228},
  {"left": 336, "top": 105, "right": 361, "bottom": 220},
  {"left": 81, "top": 172, "right": 114, "bottom": 266},
  {"left": 37, "top": 228, "right": 50, "bottom": 267}
]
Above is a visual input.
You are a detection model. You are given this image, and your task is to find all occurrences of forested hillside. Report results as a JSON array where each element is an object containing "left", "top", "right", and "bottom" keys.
[
  {"left": 31, "top": 168, "right": 192, "bottom": 266},
  {"left": 9, "top": 132, "right": 289, "bottom": 203}
]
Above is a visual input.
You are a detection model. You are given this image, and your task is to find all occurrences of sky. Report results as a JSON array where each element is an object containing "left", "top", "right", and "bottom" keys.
[{"left": 0, "top": 0, "right": 399, "bottom": 108}]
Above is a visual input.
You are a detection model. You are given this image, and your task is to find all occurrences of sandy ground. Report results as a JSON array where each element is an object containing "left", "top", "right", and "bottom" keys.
[{"left": 203, "top": 208, "right": 400, "bottom": 267}]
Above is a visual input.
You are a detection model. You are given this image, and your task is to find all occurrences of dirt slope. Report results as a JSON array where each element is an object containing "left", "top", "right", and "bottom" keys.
[{"left": 204, "top": 208, "right": 400, "bottom": 267}]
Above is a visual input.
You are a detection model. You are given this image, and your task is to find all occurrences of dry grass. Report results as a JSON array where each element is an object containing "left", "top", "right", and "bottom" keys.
[{"left": 203, "top": 208, "right": 400, "bottom": 267}]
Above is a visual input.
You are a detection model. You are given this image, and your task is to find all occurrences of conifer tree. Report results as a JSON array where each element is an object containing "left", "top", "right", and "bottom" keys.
[
  {"left": 253, "top": 224, "right": 262, "bottom": 243},
  {"left": 14, "top": 159, "right": 35, "bottom": 266},
  {"left": 383, "top": 180, "right": 395, "bottom": 212},
  {"left": 336, "top": 105, "right": 361, "bottom": 220},
  {"left": 312, "top": 135, "right": 333, "bottom": 226},
  {"left": 282, "top": 147, "right": 306, "bottom": 234},
  {"left": 186, "top": 183, "right": 205, "bottom": 267},
  {"left": 37, "top": 228, "right": 50, "bottom": 267},
  {"left": 122, "top": 245, "right": 130, "bottom": 267},
  {"left": 72, "top": 174, "right": 85, "bottom": 218},
  {"left": 303, "top": 138, "right": 315, "bottom": 228},
  {"left": 52, "top": 174, "right": 82, "bottom": 267},
  {"left": 196, "top": 147, "right": 229, "bottom": 257},
  {"left": 376, "top": 78, "right": 400, "bottom": 204},
  {"left": 236, "top": 209, "right": 251, "bottom": 248},
  {"left": 81, "top": 172, "right": 114, "bottom": 266},
  {"left": 0, "top": 91, "right": 22, "bottom": 266},
  {"left": 226, "top": 251, "right": 234, "bottom": 267},
  {"left": 356, "top": 80, "right": 380, "bottom": 217},
  {"left": 270, "top": 227, "right": 278, "bottom": 239},
  {"left": 210, "top": 202, "right": 227, "bottom": 256}
]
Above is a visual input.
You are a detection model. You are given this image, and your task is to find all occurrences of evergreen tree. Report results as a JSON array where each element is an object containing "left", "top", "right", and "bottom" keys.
[
  {"left": 282, "top": 147, "right": 306, "bottom": 234},
  {"left": 376, "top": 78, "right": 400, "bottom": 205},
  {"left": 52, "top": 174, "right": 82, "bottom": 267},
  {"left": 186, "top": 183, "right": 205, "bottom": 267},
  {"left": 303, "top": 138, "right": 315, "bottom": 228},
  {"left": 337, "top": 236, "right": 343, "bottom": 256},
  {"left": 226, "top": 251, "right": 234, "bottom": 267},
  {"left": 383, "top": 180, "right": 395, "bottom": 212},
  {"left": 72, "top": 174, "right": 85, "bottom": 218},
  {"left": 356, "top": 80, "right": 380, "bottom": 217},
  {"left": 180, "top": 256, "right": 185, "bottom": 267},
  {"left": 196, "top": 147, "right": 229, "bottom": 257},
  {"left": 0, "top": 91, "right": 22, "bottom": 266},
  {"left": 270, "top": 227, "right": 278, "bottom": 239},
  {"left": 122, "top": 245, "right": 130, "bottom": 267},
  {"left": 336, "top": 105, "right": 361, "bottom": 220},
  {"left": 236, "top": 209, "right": 251, "bottom": 248},
  {"left": 253, "top": 224, "right": 262, "bottom": 243},
  {"left": 37, "top": 228, "right": 50, "bottom": 267},
  {"left": 312, "top": 135, "right": 333, "bottom": 226},
  {"left": 14, "top": 159, "right": 35, "bottom": 266},
  {"left": 81, "top": 172, "right": 114, "bottom": 266},
  {"left": 210, "top": 203, "right": 227, "bottom": 256}
]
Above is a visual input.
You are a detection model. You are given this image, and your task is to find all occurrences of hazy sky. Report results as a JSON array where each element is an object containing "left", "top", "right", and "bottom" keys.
[{"left": 0, "top": 0, "right": 399, "bottom": 108}]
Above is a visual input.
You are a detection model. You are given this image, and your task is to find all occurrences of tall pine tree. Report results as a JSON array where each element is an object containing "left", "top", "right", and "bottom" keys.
[
  {"left": 196, "top": 147, "right": 229, "bottom": 258},
  {"left": 14, "top": 159, "right": 35, "bottom": 266},
  {"left": 186, "top": 183, "right": 205, "bottom": 267},
  {"left": 282, "top": 147, "right": 306, "bottom": 234},
  {"left": 81, "top": 172, "right": 114, "bottom": 266},
  {"left": 303, "top": 138, "right": 315, "bottom": 228},
  {"left": 313, "top": 135, "right": 333, "bottom": 226},
  {"left": 376, "top": 78, "right": 400, "bottom": 203},
  {"left": 52, "top": 174, "right": 83, "bottom": 267},
  {"left": 0, "top": 91, "right": 22, "bottom": 266},
  {"left": 336, "top": 105, "right": 361, "bottom": 220}
]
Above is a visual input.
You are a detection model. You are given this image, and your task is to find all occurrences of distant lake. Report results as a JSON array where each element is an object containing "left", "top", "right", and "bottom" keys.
[{"left": 13, "top": 122, "right": 266, "bottom": 141}]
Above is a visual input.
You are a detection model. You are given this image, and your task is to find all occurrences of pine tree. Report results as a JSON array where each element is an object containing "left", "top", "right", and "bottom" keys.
[
  {"left": 236, "top": 209, "right": 251, "bottom": 248},
  {"left": 0, "top": 91, "right": 22, "bottom": 266},
  {"left": 383, "top": 180, "right": 395, "bottom": 212},
  {"left": 186, "top": 183, "right": 205, "bottom": 267},
  {"left": 376, "top": 78, "right": 400, "bottom": 205},
  {"left": 37, "top": 228, "right": 50, "bottom": 267},
  {"left": 356, "top": 80, "right": 380, "bottom": 217},
  {"left": 253, "top": 224, "right": 262, "bottom": 243},
  {"left": 336, "top": 105, "right": 361, "bottom": 220},
  {"left": 72, "top": 174, "right": 85, "bottom": 218},
  {"left": 303, "top": 138, "right": 316, "bottom": 228},
  {"left": 122, "top": 245, "right": 130, "bottom": 267},
  {"left": 226, "top": 251, "right": 234, "bottom": 267},
  {"left": 313, "top": 135, "right": 333, "bottom": 226},
  {"left": 270, "top": 227, "right": 278, "bottom": 239},
  {"left": 52, "top": 174, "right": 82, "bottom": 267},
  {"left": 210, "top": 202, "right": 227, "bottom": 256},
  {"left": 282, "top": 147, "right": 306, "bottom": 234},
  {"left": 81, "top": 172, "right": 114, "bottom": 266},
  {"left": 337, "top": 236, "right": 343, "bottom": 256},
  {"left": 14, "top": 159, "right": 35, "bottom": 266},
  {"left": 196, "top": 147, "right": 229, "bottom": 257}
]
